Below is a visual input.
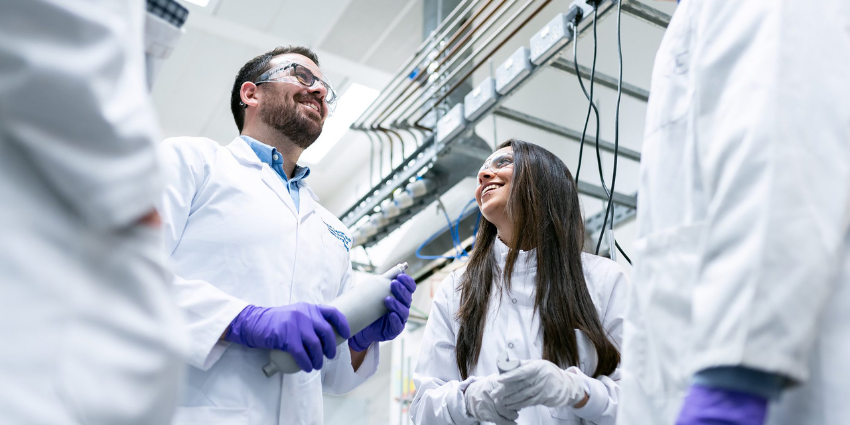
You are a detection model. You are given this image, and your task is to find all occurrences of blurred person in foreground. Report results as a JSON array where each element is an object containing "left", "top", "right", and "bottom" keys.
[{"left": 0, "top": 0, "right": 188, "bottom": 423}]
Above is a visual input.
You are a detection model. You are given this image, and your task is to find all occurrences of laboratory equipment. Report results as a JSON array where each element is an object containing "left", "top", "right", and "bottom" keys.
[
  {"left": 382, "top": 199, "right": 401, "bottom": 219},
  {"left": 436, "top": 103, "right": 466, "bottom": 144},
  {"left": 464, "top": 77, "right": 498, "bottom": 121},
  {"left": 407, "top": 178, "right": 437, "bottom": 198},
  {"left": 262, "top": 263, "right": 409, "bottom": 376},
  {"left": 495, "top": 47, "right": 532, "bottom": 95},
  {"left": 394, "top": 191, "right": 415, "bottom": 209},
  {"left": 530, "top": 13, "right": 572, "bottom": 65}
]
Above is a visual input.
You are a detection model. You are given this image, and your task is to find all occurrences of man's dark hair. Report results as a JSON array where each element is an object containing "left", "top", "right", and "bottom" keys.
[{"left": 230, "top": 45, "right": 320, "bottom": 132}]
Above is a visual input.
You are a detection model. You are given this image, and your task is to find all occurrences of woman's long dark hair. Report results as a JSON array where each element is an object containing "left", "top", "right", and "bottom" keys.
[{"left": 455, "top": 139, "right": 620, "bottom": 379}]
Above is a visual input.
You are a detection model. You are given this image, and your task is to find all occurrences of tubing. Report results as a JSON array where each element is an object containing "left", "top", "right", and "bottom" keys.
[{"left": 262, "top": 263, "right": 409, "bottom": 377}]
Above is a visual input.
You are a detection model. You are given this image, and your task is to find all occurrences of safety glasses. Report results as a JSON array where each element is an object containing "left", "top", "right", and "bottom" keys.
[
  {"left": 480, "top": 152, "right": 514, "bottom": 174},
  {"left": 255, "top": 61, "right": 338, "bottom": 113}
]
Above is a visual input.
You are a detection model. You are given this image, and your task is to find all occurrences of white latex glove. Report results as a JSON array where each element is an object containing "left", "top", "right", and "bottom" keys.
[
  {"left": 493, "top": 359, "right": 586, "bottom": 410},
  {"left": 464, "top": 375, "right": 520, "bottom": 425}
]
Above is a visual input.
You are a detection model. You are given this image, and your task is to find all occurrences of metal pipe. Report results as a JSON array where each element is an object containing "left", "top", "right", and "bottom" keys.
[
  {"left": 370, "top": 0, "right": 510, "bottom": 127},
  {"left": 621, "top": 0, "right": 671, "bottom": 29},
  {"left": 438, "top": 0, "right": 508, "bottom": 69},
  {"left": 492, "top": 106, "right": 641, "bottom": 161},
  {"left": 373, "top": 128, "right": 394, "bottom": 174},
  {"left": 354, "top": 0, "right": 482, "bottom": 127},
  {"left": 392, "top": 0, "right": 539, "bottom": 128},
  {"left": 577, "top": 181, "right": 636, "bottom": 209},
  {"left": 381, "top": 0, "right": 523, "bottom": 127},
  {"left": 384, "top": 127, "right": 407, "bottom": 163},
  {"left": 388, "top": 128, "right": 408, "bottom": 159},
  {"left": 405, "top": 0, "right": 553, "bottom": 128},
  {"left": 434, "top": 0, "right": 496, "bottom": 60},
  {"left": 551, "top": 57, "right": 650, "bottom": 102},
  {"left": 402, "top": 128, "right": 422, "bottom": 147},
  {"left": 363, "top": 130, "right": 378, "bottom": 187}
]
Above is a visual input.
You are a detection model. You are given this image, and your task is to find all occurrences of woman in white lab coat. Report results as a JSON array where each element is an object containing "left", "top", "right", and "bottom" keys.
[{"left": 411, "top": 139, "right": 628, "bottom": 425}]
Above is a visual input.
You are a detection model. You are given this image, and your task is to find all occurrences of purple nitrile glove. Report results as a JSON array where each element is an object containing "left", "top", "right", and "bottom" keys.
[
  {"left": 676, "top": 384, "right": 768, "bottom": 425},
  {"left": 225, "top": 302, "right": 350, "bottom": 373},
  {"left": 348, "top": 273, "right": 416, "bottom": 352}
]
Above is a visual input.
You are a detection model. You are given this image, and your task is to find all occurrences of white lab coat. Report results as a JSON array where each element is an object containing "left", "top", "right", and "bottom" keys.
[
  {"left": 617, "top": 1, "right": 850, "bottom": 424},
  {"left": 412, "top": 239, "right": 629, "bottom": 425},
  {"left": 0, "top": 0, "right": 185, "bottom": 424},
  {"left": 158, "top": 136, "right": 380, "bottom": 425}
]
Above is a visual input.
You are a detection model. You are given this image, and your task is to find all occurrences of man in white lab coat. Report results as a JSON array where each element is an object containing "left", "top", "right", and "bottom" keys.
[
  {"left": 159, "top": 46, "right": 417, "bottom": 425},
  {"left": 0, "top": 0, "right": 186, "bottom": 424},
  {"left": 618, "top": 1, "right": 850, "bottom": 425}
]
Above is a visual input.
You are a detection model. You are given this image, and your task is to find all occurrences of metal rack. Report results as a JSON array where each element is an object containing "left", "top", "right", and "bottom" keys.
[{"left": 342, "top": 0, "right": 671, "bottom": 270}]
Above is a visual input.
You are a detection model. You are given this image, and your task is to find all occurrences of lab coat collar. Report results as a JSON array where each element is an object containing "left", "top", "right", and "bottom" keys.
[
  {"left": 493, "top": 237, "right": 537, "bottom": 272},
  {"left": 226, "top": 137, "right": 263, "bottom": 168},
  {"left": 226, "top": 137, "right": 321, "bottom": 219},
  {"left": 227, "top": 137, "right": 298, "bottom": 216}
]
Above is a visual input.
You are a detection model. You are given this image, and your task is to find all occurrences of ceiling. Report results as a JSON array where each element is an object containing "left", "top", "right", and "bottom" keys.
[
  {"left": 154, "top": 0, "right": 676, "bottom": 219},
  {"left": 151, "top": 0, "right": 427, "bottom": 154}
]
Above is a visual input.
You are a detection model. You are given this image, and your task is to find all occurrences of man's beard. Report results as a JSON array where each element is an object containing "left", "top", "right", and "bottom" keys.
[{"left": 258, "top": 94, "right": 323, "bottom": 149}]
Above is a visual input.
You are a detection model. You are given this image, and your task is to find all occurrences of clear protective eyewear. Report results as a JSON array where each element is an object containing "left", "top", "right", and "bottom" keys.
[
  {"left": 254, "top": 61, "right": 338, "bottom": 113},
  {"left": 479, "top": 152, "right": 514, "bottom": 174}
]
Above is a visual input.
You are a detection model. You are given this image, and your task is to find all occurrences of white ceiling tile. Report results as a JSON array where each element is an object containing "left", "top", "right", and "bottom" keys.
[
  {"left": 213, "top": 0, "right": 280, "bottom": 29},
  {"left": 266, "top": 0, "right": 355, "bottom": 47},
  {"left": 319, "top": 0, "right": 412, "bottom": 61},
  {"left": 152, "top": 30, "right": 260, "bottom": 139}
]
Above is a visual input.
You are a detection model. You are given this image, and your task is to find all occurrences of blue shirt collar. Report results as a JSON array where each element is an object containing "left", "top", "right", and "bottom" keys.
[{"left": 240, "top": 135, "right": 310, "bottom": 182}]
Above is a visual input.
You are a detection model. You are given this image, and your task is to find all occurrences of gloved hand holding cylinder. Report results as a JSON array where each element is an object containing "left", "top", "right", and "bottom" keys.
[{"left": 262, "top": 262, "right": 409, "bottom": 377}]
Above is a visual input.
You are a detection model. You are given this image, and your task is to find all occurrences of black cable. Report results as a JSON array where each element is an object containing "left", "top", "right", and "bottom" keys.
[
  {"left": 572, "top": 15, "right": 601, "bottom": 186},
  {"left": 615, "top": 240, "right": 631, "bottom": 265},
  {"left": 594, "top": 0, "right": 631, "bottom": 263},
  {"left": 595, "top": 0, "right": 620, "bottom": 255},
  {"left": 578, "top": 5, "right": 612, "bottom": 255},
  {"left": 589, "top": 5, "right": 609, "bottom": 199}
]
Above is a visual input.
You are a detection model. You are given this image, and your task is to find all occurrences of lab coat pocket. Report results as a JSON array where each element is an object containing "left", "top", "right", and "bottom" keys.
[
  {"left": 171, "top": 406, "right": 249, "bottom": 424},
  {"left": 627, "top": 223, "right": 704, "bottom": 394}
]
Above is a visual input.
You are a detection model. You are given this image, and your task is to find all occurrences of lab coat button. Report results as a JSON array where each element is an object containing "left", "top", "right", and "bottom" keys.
[
  {"left": 508, "top": 343, "right": 514, "bottom": 349},
  {"left": 511, "top": 298, "right": 517, "bottom": 304}
]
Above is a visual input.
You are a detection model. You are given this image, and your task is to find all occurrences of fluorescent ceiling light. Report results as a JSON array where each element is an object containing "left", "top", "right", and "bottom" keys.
[
  {"left": 300, "top": 83, "right": 380, "bottom": 165},
  {"left": 183, "top": 0, "right": 210, "bottom": 6}
]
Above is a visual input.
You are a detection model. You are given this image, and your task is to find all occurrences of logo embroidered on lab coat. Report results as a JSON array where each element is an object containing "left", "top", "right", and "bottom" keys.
[{"left": 323, "top": 220, "right": 351, "bottom": 252}]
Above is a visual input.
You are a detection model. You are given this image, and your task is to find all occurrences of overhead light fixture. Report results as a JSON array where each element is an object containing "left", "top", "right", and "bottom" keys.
[
  {"left": 182, "top": 0, "right": 210, "bottom": 6},
  {"left": 300, "top": 83, "right": 380, "bottom": 165}
]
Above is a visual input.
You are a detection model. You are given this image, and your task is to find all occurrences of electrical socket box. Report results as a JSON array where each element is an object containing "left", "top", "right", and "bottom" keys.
[
  {"left": 569, "top": 0, "right": 595, "bottom": 24},
  {"left": 436, "top": 103, "right": 466, "bottom": 144},
  {"left": 530, "top": 13, "right": 572, "bottom": 65},
  {"left": 495, "top": 46, "right": 532, "bottom": 95},
  {"left": 464, "top": 77, "right": 498, "bottom": 121}
]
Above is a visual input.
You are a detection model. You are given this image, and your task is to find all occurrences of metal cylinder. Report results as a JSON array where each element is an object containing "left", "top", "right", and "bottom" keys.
[
  {"left": 407, "top": 178, "right": 437, "bottom": 198},
  {"left": 394, "top": 191, "right": 415, "bottom": 209},
  {"left": 262, "top": 263, "right": 409, "bottom": 377},
  {"left": 382, "top": 200, "right": 401, "bottom": 219},
  {"left": 370, "top": 213, "right": 389, "bottom": 228}
]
